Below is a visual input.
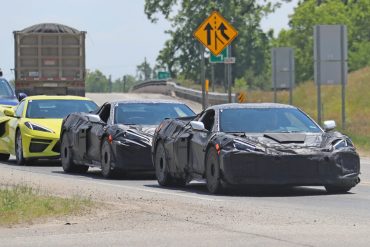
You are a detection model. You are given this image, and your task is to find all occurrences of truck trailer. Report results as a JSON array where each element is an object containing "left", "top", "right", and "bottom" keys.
[{"left": 14, "top": 23, "right": 86, "bottom": 96}]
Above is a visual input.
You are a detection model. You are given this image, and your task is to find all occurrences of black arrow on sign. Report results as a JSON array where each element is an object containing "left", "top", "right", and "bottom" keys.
[
  {"left": 204, "top": 23, "right": 213, "bottom": 45},
  {"left": 218, "top": 23, "right": 230, "bottom": 40}
]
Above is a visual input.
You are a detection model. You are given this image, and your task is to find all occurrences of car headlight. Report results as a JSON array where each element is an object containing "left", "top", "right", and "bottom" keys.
[
  {"left": 24, "top": 122, "right": 54, "bottom": 133},
  {"left": 233, "top": 140, "right": 264, "bottom": 152},
  {"left": 332, "top": 138, "right": 354, "bottom": 150},
  {"left": 124, "top": 131, "right": 151, "bottom": 144}
]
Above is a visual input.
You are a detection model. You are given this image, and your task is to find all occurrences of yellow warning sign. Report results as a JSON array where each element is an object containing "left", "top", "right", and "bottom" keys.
[
  {"left": 237, "top": 92, "right": 247, "bottom": 103},
  {"left": 193, "top": 11, "right": 238, "bottom": 56}
]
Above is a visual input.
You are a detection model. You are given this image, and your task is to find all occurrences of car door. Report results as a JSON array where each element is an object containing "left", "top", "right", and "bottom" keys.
[
  {"left": 170, "top": 126, "right": 191, "bottom": 175},
  {"left": 189, "top": 110, "right": 215, "bottom": 174},
  {"left": 6, "top": 100, "right": 26, "bottom": 154},
  {"left": 86, "top": 103, "right": 111, "bottom": 163}
]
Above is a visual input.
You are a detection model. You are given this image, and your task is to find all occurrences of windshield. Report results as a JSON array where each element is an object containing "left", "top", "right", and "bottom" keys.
[
  {"left": 220, "top": 108, "right": 322, "bottom": 133},
  {"left": 0, "top": 79, "right": 15, "bottom": 98},
  {"left": 114, "top": 103, "right": 195, "bottom": 125},
  {"left": 26, "top": 100, "right": 98, "bottom": 119}
]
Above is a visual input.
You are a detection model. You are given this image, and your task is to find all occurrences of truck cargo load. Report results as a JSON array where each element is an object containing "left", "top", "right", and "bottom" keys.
[{"left": 14, "top": 23, "right": 86, "bottom": 96}]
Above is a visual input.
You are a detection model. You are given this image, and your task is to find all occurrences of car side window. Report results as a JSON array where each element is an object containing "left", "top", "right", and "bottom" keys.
[
  {"left": 199, "top": 110, "right": 215, "bottom": 131},
  {"left": 99, "top": 104, "right": 111, "bottom": 123},
  {"left": 15, "top": 101, "right": 26, "bottom": 118}
]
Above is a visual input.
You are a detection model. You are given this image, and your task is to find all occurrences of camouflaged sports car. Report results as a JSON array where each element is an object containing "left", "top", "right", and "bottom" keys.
[
  {"left": 152, "top": 103, "right": 360, "bottom": 194},
  {"left": 60, "top": 100, "right": 195, "bottom": 177}
]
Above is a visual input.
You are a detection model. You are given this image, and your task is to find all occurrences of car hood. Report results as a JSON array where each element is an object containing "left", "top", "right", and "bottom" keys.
[
  {"left": 229, "top": 132, "right": 345, "bottom": 154},
  {"left": 24, "top": 118, "right": 63, "bottom": 135}
]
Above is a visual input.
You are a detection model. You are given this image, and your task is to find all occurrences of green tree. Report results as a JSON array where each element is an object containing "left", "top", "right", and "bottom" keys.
[
  {"left": 274, "top": 0, "right": 370, "bottom": 83},
  {"left": 144, "top": 0, "right": 281, "bottom": 88},
  {"left": 112, "top": 75, "right": 137, "bottom": 92},
  {"left": 85, "top": 70, "right": 109, "bottom": 92},
  {"left": 136, "top": 58, "right": 152, "bottom": 81}
]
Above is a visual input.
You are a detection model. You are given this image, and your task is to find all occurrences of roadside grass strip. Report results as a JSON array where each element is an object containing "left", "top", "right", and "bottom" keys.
[{"left": 0, "top": 185, "right": 93, "bottom": 227}]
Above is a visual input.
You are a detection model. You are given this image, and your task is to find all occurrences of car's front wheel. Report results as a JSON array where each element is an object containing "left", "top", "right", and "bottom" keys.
[
  {"left": 15, "top": 130, "right": 27, "bottom": 166},
  {"left": 61, "top": 133, "right": 88, "bottom": 174},
  {"left": 206, "top": 147, "right": 223, "bottom": 194},
  {"left": 155, "top": 142, "right": 172, "bottom": 186},
  {"left": 0, "top": 153, "right": 10, "bottom": 161},
  {"left": 101, "top": 140, "right": 116, "bottom": 178}
]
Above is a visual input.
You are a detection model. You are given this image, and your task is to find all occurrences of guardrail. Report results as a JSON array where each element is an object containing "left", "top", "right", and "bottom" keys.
[{"left": 131, "top": 80, "right": 235, "bottom": 105}]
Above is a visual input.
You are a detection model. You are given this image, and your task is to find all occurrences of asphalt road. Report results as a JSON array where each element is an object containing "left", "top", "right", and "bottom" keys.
[
  {"left": 0, "top": 156, "right": 369, "bottom": 247},
  {"left": 1, "top": 93, "right": 369, "bottom": 246}
]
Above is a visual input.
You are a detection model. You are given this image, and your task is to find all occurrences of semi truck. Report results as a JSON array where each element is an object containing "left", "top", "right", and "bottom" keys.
[{"left": 14, "top": 23, "right": 86, "bottom": 96}]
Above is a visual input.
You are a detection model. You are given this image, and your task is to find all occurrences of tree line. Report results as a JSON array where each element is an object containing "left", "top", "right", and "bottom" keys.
[
  {"left": 144, "top": 0, "right": 370, "bottom": 89},
  {"left": 87, "top": 0, "right": 370, "bottom": 92}
]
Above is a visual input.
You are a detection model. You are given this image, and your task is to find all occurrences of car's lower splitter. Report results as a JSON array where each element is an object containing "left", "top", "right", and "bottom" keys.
[
  {"left": 113, "top": 142, "right": 153, "bottom": 171},
  {"left": 220, "top": 150, "right": 360, "bottom": 186}
]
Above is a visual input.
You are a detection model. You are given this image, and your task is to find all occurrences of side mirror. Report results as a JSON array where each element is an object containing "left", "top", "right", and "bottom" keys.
[
  {"left": 323, "top": 120, "right": 336, "bottom": 132},
  {"left": 190, "top": 121, "right": 205, "bottom": 131},
  {"left": 4, "top": 108, "right": 15, "bottom": 117},
  {"left": 17, "top": 93, "right": 27, "bottom": 101}
]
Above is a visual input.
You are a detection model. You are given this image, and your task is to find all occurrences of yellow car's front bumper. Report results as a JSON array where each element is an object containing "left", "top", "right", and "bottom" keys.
[{"left": 21, "top": 128, "right": 60, "bottom": 159}]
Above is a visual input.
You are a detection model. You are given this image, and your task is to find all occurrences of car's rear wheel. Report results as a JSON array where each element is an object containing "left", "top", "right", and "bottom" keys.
[
  {"left": 61, "top": 133, "right": 88, "bottom": 174},
  {"left": 155, "top": 142, "right": 172, "bottom": 186},
  {"left": 0, "top": 153, "right": 10, "bottom": 161},
  {"left": 15, "top": 130, "right": 27, "bottom": 166},
  {"left": 325, "top": 184, "right": 354, "bottom": 194},
  {"left": 101, "top": 140, "right": 116, "bottom": 178},
  {"left": 206, "top": 147, "right": 223, "bottom": 194}
]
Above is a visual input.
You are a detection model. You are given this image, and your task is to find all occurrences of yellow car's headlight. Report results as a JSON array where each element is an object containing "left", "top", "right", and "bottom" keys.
[{"left": 24, "top": 122, "right": 54, "bottom": 133}]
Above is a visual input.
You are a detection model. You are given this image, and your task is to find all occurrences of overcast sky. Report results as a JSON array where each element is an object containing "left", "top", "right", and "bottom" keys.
[{"left": 0, "top": 0, "right": 297, "bottom": 80}]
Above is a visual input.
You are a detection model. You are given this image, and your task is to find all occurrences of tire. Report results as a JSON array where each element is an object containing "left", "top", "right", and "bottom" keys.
[
  {"left": 154, "top": 142, "right": 172, "bottom": 186},
  {"left": 0, "top": 153, "right": 10, "bottom": 161},
  {"left": 61, "top": 133, "right": 88, "bottom": 174},
  {"left": 15, "top": 130, "right": 27, "bottom": 166},
  {"left": 325, "top": 184, "right": 353, "bottom": 194},
  {"left": 101, "top": 140, "right": 116, "bottom": 178},
  {"left": 206, "top": 147, "right": 223, "bottom": 194}
]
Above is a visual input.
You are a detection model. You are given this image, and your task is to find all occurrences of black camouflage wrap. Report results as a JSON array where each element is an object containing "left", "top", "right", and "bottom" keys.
[
  {"left": 61, "top": 103, "right": 155, "bottom": 172},
  {"left": 152, "top": 103, "right": 360, "bottom": 188}
]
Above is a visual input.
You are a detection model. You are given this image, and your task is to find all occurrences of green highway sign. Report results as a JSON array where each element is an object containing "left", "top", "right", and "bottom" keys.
[
  {"left": 209, "top": 48, "right": 228, "bottom": 63},
  {"left": 157, "top": 71, "right": 171, "bottom": 80}
]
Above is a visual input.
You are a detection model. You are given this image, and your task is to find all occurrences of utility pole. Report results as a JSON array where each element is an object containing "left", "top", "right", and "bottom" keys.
[
  {"left": 144, "top": 57, "right": 149, "bottom": 80},
  {"left": 123, "top": 75, "right": 127, "bottom": 92},
  {"left": 109, "top": 75, "right": 112, "bottom": 93}
]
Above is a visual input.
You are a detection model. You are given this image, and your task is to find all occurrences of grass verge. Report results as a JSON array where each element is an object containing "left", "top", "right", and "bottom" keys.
[
  {"left": 176, "top": 66, "right": 370, "bottom": 149},
  {"left": 0, "top": 185, "right": 93, "bottom": 227}
]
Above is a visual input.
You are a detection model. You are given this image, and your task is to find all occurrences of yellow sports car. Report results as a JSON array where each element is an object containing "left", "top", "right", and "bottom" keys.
[{"left": 0, "top": 95, "right": 98, "bottom": 165}]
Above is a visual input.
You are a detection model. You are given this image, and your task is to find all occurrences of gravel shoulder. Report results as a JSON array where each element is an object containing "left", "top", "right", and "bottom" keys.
[{"left": 0, "top": 163, "right": 370, "bottom": 247}]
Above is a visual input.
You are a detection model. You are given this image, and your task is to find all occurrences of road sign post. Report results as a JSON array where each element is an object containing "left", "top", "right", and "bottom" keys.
[
  {"left": 194, "top": 11, "right": 238, "bottom": 106},
  {"left": 314, "top": 25, "right": 347, "bottom": 128},
  {"left": 194, "top": 11, "right": 238, "bottom": 56},
  {"left": 210, "top": 48, "right": 228, "bottom": 63},
  {"left": 211, "top": 64, "right": 215, "bottom": 92},
  {"left": 227, "top": 45, "right": 232, "bottom": 103},
  {"left": 200, "top": 44, "right": 206, "bottom": 110},
  {"left": 157, "top": 71, "right": 171, "bottom": 80},
  {"left": 271, "top": 47, "right": 295, "bottom": 104}
]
